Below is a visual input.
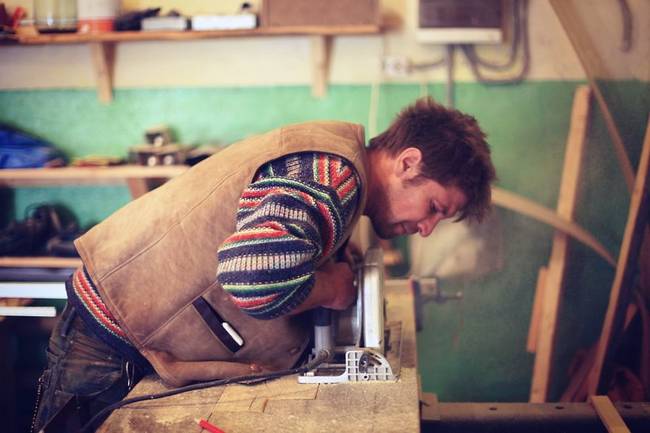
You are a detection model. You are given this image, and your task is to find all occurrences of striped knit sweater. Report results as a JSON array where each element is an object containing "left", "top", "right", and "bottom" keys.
[
  {"left": 65, "top": 267, "right": 147, "bottom": 366},
  {"left": 66, "top": 151, "right": 360, "bottom": 355},
  {"left": 216, "top": 152, "right": 361, "bottom": 319}
]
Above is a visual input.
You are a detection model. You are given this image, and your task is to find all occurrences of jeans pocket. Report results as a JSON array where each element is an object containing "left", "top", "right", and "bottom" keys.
[
  {"left": 57, "top": 321, "right": 125, "bottom": 397},
  {"left": 59, "top": 347, "right": 124, "bottom": 397}
]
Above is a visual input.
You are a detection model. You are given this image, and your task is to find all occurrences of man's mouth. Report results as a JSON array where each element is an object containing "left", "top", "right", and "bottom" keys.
[
  {"left": 400, "top": 223, "right": 417, "bottom": 236},
  {"left": 402, "top": 223, "right": 419, "bottom": 235}
]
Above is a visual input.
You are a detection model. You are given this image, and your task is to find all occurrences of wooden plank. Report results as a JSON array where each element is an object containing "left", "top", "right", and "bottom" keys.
[
  {"left": 561, "top": 303, "right": 638, "bottom": 402},
  {"left": 640, "top": 226, "right": 650, "bottom": 307},
  {"left": 491, "top": 187, "right": 615, "bottom": 266},
  {"left": 310, "top": 35, "right": 330, "bottom": 98},
  {"left": 420, "top": 392, "right": 441, "bottom": 422},
  {"left": 529, "top": 85, "right": 591, "bottom": 402},
  {"left": 527, "top": 266, "right": 547, "bottom": 353},
  {"left": 0, "top": 165, "right": 187, "bottom": 187},
  {"left": 587, "top": 116, "right": 650, "bottom": 395},
  {"left": 0, "top": 256, "right": 81, "bottom": 268},
  {"left": 99, "top": 280, "right": 420, "bottom": 433},
  {"left": 90, "top": 42, "right": 114, "bottom": 104},
  {"left": 17, "top": 25, "right": 381, "bottom": 45},
  {"left": 561, "top": 345, "right": 596, "bottom": 402},
  {"left": 590, "top": 395, "right": 631, "bottom": 433},
  {"left": 216, "top": 376, "right": 318, "bottom": 403},
  {"left": 0, "top": 306, "right": 57, "bottom": 317},
  {"left": 549, "top": 0, "right": 635, "bottom": 192}
]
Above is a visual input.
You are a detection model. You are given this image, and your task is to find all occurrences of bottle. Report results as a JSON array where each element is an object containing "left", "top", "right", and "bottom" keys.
[{"left": 77, "top": 0, "right": 119, "bottom": 33}]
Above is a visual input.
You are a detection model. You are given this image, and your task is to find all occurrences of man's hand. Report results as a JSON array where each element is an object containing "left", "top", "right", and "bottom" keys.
[
  {"left": 289, "top": 259, "right": 357, "bottom": 314},
  {"left": 342, "top": 241, "right": 363, "bottom": 268}
]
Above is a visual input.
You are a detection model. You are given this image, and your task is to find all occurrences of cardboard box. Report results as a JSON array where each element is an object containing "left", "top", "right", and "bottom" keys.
[{"left": 261, "top": 0, "right": 379, "bottom": 27}]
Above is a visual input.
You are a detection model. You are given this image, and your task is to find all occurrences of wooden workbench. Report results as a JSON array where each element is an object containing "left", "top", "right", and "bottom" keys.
[{"left": 97, "top": 280, "right": 420, "bottom": 433}]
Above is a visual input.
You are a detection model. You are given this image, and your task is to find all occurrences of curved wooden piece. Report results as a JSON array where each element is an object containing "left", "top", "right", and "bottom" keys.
[{"left": 491, "top": 187, "right": 616, "bottom": 266}]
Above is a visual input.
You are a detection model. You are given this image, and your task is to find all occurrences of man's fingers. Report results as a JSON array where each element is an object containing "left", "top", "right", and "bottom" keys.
[{"left": 344, "top": 241, "right": 363, "bottom": 265}]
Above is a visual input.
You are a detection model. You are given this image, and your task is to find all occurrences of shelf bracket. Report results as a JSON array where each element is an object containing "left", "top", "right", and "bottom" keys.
[
  {"left": 310, "top": 35, "right": 331, "bottom": 98},
  {"left": 90, "top": 42, "right": 115, "bottom": 104}
]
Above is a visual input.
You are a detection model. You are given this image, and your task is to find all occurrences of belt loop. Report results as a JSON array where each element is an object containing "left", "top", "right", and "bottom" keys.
[{"left": 59, "top": 305, "right": 77, "bottom": 338}]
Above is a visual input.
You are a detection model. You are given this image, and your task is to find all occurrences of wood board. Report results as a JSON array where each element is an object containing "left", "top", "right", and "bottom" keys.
[{"left": 97, "top": 280, "right": 421, "bottom": 433}]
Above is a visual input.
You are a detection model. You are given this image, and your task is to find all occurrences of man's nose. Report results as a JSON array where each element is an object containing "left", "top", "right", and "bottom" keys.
[{"left": 417, "top": 217, "right": 439, "bottom": 237}]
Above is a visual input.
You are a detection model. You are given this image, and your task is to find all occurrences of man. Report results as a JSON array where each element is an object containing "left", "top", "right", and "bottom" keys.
[{"left": 32, "top": 97, "right": 495, "bottom": 432}]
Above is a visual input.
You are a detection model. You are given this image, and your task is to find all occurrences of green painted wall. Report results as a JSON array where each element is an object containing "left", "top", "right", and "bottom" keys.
[{"left": 1, "top": 81, "right": 647, "bottom": 402}]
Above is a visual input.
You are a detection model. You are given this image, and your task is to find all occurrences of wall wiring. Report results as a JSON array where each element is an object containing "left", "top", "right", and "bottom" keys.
[
  {"left": 368, "top": 80, "right": 380, "bottom": 139},
  {"left": 460, "top": 0, "right": 530, "bottom": 85},
  {"left": 409, "top": 0, "right": 531, "bottom": 86},
  {"left": 411, "top": 56, "right": 446, "bottom": 72},
  {"left": 377, "top": 0, "right": 533, "bottom": 120},
  {"left": 445, "top": 45, "right": 455, "bottom": 107},
  {"left": 463, "top": 0, "right": 524, "bottom": 72}
]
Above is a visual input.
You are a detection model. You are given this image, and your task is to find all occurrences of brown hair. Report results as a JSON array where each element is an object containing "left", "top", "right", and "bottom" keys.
[{"left": 368, "top": 97, "right": 496, "bottom": 222}]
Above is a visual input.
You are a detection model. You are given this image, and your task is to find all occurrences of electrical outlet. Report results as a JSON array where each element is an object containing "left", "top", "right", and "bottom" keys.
[{"left": 382, "top": 56, "right": 411, "bottom": 76}]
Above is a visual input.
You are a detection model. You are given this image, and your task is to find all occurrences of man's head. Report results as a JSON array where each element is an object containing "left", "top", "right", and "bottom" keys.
[{"left": 364, "top": 97, "right": 496, "bottom": 239}]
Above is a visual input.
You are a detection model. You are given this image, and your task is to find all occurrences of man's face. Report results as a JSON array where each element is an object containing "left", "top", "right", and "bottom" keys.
[{"left": 367, "top": 149, "right": 468, "bottom": 239}]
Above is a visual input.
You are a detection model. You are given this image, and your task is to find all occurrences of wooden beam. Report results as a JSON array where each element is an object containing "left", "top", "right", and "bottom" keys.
[
  {"left": 549, "top": 0, "right": 635, "bottom": 192},
  {"left": 311, "top": 35, "right": 331, "bottom": 98},
  {"left": 420, "top": 392, "right": 441, "bottom": 422},
  {"left": 491, "top": 187, "right": 615, "bottom": 266},
  {"left": 560, "top": 303, "right": 638, "bottom": 402},
  {"left": 90, "top": 42, "right": 115, "bottom": 103},
  {"left": 590, "top": 395, "right": 631, "bottom": 433},
  {"left": 529, "top": 85, "right": 591, "bottom": 402},
  {"left": 527, "top": 266, "right": 547, "bottom": 353},
  {"left": 587, "top": 115, "right": 650, "bottom": 395}
]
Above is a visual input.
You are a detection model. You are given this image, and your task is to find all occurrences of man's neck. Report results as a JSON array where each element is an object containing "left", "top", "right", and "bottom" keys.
[{"left": 363, "top": 148, "right": 388, "bottom": 217}]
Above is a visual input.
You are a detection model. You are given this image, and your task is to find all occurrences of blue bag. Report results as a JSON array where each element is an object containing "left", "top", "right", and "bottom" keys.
[{"left": 0, "top": 125, "right": 66, "bottom": 168}]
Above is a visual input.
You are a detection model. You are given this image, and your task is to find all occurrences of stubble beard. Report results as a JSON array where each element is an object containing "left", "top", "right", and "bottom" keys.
[{"left": 368, "top": 184, "right": 397, "bottom": 239}]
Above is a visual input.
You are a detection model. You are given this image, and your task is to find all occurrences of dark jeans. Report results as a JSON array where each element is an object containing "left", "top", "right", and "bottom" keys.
[{"left": 32, "top": 303, "right": 149, "bottom": 433}]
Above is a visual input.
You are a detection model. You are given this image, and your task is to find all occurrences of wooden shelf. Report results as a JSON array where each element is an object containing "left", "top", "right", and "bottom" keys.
[
  {"left": 0, "top": 165, "right": 188, "bottom": 187},
  {"left": 0, "top": 165, "right": 188, "bottom": 270},
  {"left": 15, "top": 25, "right": 380, "bottom": 44},
  {"left": 0, "top": 164, "right": 188, "bottom": 198},
  {"left": 11, "top": 25, "right": 381, "bottom": 102},
  {"left": 0, "top": 256, "right": 81, "bottom": 268}
]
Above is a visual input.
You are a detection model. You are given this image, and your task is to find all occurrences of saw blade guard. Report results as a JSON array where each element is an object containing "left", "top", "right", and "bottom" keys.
[{"left": 333, "top": 247, "right": 384, "bottom": 351}]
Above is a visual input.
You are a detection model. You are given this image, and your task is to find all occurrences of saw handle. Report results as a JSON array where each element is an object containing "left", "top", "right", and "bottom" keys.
[
  {"left": 314, "top": 307, "right": 332, "bottom": 326},
  {"left": 313, "top": 307, "right": 334, "bottom": 356},
  {"left": 312, "top": 238, "right": 354, "bottom": 354}
]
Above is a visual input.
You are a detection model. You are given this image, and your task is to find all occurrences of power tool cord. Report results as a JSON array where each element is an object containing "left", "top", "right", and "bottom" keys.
[{"left": 79, "top": 349, "right": 331, "bottom": 433}]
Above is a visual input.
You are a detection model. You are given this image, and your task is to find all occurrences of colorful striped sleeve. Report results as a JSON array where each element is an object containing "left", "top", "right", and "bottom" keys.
[{"left": 216, "top": 152, "right": 361, "bottom": 319}]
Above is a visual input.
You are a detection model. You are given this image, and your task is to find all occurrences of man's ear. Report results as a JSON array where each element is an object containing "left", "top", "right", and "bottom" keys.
[{"left": 395, "top": 147, "right": 422, "bottom": 180}]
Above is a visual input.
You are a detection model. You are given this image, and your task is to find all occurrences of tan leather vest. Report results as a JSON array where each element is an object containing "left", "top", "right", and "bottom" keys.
[{"left": 74, "top": 121, "right": 368, "bottom": 386}]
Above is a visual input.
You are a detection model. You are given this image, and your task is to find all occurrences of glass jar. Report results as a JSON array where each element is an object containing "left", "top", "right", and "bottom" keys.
[{"left": 34, "top": 0, "right": 77, "bottom": 33}]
